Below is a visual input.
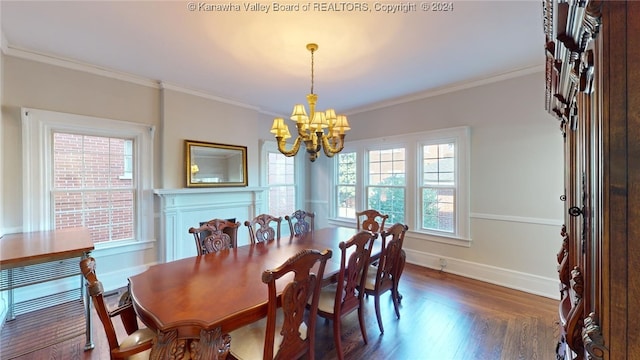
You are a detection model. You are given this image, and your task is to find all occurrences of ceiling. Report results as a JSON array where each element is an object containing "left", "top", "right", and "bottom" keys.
[{"left": 1, "top": 1, "right": 545, "bottom": 116}]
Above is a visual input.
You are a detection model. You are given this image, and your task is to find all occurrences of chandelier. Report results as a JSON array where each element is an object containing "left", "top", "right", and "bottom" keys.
[{"left": 270, "top": 43, "right": 350, "bottom": 162}]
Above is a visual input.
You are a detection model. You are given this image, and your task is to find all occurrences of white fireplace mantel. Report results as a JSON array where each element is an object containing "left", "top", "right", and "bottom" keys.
[{"left": 154, "top": 187, "right": 267, "bottom": 262}]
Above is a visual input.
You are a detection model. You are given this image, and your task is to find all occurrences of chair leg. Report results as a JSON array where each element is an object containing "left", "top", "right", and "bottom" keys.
[
  {"left": 357, "top": 304, "right": 368, "bottom": 345},
  {"left": 374, "top": 294, "right": 384, "bottom": 334},
  {"left": 395, "top": 251, "right": 406, "bottom": 304},
  {"left": 333, "top": 317, "right": 345, "bottom": 360},
  {"left": 391, "top": 287, "right": 401, "bottom": 319}
]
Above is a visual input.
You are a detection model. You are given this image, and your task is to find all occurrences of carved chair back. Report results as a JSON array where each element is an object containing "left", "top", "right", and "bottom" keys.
[
  {"left": 264, "top": 248, "right": 332, "bottom": 359},
  {"left": 244, "top": 214, "right": 282, "bottom": 244},
  {"left": 315, "top": 230, "right": 376, "bottom": 360},
  {"left": 364, "top": 222, "right": 408, "bottom": 334},
  {"left": 189, "top": 219, "right": 240, "bottom": 255},
  {"left": 356, "top": 209, "right": 389, "bottom": 234},
  {"left": 285, "top": 209, "right": 315, "bottom": 236}
]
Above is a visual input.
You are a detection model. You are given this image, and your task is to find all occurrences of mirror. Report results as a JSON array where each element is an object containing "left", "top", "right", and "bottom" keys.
[{"left": 185, "top": 140, "right": 248, "bottom": 187}]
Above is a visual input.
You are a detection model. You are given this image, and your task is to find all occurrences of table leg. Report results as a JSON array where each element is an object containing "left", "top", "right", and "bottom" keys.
[
  {"left": 82, "top": 273, "right": 95, "bottom": 350},
  {"left": 150, "top": 329, "right": 189, "bottom": 360},
  {"left": 189, "top": 328, "right": 231, "bottom": 360},
  {"left": 150, "top": 327, "right": 231, "bottom": 360},
  {"left": 7, "top": 269, "right": 16, "bottom": 320},
  {"left": 81, "top": 252, "right": 95, "bottom": 350}
]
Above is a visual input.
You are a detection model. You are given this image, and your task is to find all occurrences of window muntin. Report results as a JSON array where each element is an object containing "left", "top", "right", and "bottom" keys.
[
  {"left": 336, "top": 152, "right": 357, "bottom": 218},
  {"left": 367, "top": 148, "right": 405, "bottom": 224},
  {"left": 421, "top": 143, "right": 456, "bottom": 233},
  {"left": 52, "top": 132, "right": 135, "bottom": 243}
]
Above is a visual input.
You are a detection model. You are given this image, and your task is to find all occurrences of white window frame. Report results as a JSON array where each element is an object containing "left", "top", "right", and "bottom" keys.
[
  {"left": 21, "top": 108, "right": 155, "bottom": 250},
  {"left": 260, "top": 140, "right": 304, "bottom": 216},
  {"left": 418, "top": 139, "right": 459, "bottom": 236},
  {"left": 334, "top": 151, "right": 358, "bottom": 220},
  {"left": 330, "top": 126, "right": 470, "bottom": 246}
]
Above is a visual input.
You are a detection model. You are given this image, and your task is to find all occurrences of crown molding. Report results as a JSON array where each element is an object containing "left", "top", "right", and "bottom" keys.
[
  {"left": 5, "top": 45, "right": 160, "bottom": 89},
  {"left": 3, "top": 43, "right": 544, "bottom": 117},
  {"left": 159, "top": 82, "right": 261, "bottom": 112},
  {"left": 5, "top": 44, "right": 272, "bottom": 113},
  {"left": 345, "top": 65, "right": 545, "bottom": 115}
]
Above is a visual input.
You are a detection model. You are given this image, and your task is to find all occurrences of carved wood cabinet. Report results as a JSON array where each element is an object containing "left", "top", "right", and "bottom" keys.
[{"left": 544, "top": 1, "right": 639, "bottom": 359}]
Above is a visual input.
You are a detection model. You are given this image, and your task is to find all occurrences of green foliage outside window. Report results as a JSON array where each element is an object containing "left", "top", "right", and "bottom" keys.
[
  {"left": 367, "top": 175, "right": 405, "bottom": 224},
  {"left": 337, "top": 152, "right": 356, "bottom": 217},
  {"left": 422, "top": 188, "right": 455, "bottom": 232}
]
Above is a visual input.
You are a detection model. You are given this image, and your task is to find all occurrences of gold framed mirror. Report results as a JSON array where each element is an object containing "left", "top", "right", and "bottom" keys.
[{"left": 185, "top": 140, "right": 248, "bottom": 187}]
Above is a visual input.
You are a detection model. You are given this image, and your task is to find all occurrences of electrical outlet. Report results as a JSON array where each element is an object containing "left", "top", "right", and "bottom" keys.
[{"left": 439, "top": 258, "right": 447, "bottom": 269}]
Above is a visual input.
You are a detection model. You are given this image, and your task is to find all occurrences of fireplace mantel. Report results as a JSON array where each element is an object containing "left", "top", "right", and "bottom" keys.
[{"left": 154, "top": 187, "right": 266, "bottom": 262}]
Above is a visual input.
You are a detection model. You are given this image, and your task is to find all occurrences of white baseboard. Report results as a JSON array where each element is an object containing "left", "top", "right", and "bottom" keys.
[{"left": 404, "top": 248, "right": 560, "bottom": 300}]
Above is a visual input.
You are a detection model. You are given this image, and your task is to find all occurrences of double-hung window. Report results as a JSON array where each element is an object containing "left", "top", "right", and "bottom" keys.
[
  {"left": 367, "top": 148, "right": 405, "bottom": 224},
  {"left": 21, "top": 108, "right": 154, "bottom": 248},
  {"left": 331, "top": 126, "right": 470, "bottom": 245},
  {"left": 336, "top": 152, "right": 357, "bottom": 218},
  {"left": 53, "top": 133, "right": 135, "bottom": 243},
  {"left": 421, "top": 142, "right": 456, "bottom": 233},
  {"left": 266, "top": 151, "right": 296, "bottom": 216}
]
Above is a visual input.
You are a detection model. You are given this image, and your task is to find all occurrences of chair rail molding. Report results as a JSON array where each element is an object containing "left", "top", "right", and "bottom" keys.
[{"left": 154, "top": 187, "right": 267, "bottom": 262}]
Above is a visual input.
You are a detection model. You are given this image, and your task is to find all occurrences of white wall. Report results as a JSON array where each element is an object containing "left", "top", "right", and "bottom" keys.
[
  {"left": 159, "top": 87, "right": 262, "bottom": 189},
  {"left": 307, "top": 71, "right": 565, "bottom": 298}
]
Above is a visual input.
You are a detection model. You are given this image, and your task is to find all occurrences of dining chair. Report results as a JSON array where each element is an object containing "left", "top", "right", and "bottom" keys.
[
  {"left": 228, "top": 248, "right": 333, "bottom": 360},
  {"left": 313, "top": 230, "right": 376, "bottom": 360},
  {"left": 80, "top": 257, "right": 154, "bottom": 360},
  {"left": 285, "top": 209, "right": 315, "bottom": 236},
  {"left": 363, "top": 223, "right": 408, "bottom": 334},
  {"left": 355, "top": 209, "right": 389, "bottom": 234},
  {"left": 189, "top": 218, "right": 240, "bottom": 255},
  {"left": 244, "top": 213, "right": 282, "bottom": 244}
]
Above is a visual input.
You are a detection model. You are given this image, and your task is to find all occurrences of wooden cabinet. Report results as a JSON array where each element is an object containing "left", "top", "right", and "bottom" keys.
[{"left": 544, "top": 1, "right": 639, "bottom": 359}]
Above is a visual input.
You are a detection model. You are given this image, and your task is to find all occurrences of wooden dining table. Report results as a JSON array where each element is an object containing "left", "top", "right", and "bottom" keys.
[{"left": 128, "top": 226, "right": 377, "bottom": 360}]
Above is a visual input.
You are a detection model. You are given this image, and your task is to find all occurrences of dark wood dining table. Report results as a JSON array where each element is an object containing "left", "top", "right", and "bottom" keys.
[{"left": 128, "top": 226, "right": 376, "bottom": 360}]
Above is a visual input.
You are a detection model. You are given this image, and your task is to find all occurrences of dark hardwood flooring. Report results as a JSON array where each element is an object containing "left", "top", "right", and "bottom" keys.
[{"left": 3, "top": 264, "right": 559, "bottom": 359}]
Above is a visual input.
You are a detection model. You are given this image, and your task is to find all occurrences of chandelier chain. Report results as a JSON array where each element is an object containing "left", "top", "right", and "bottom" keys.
[{"left": 310, "top": 47, "right": 315, "bottom": 95}]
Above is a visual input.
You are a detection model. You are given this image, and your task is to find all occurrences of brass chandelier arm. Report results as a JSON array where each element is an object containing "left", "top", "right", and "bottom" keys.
[
  {"left": 320, "top": 133, "right": 345, "bottom": 158},
  {"left": 276, "top": 136, "right": 303, "bottom": 157}
]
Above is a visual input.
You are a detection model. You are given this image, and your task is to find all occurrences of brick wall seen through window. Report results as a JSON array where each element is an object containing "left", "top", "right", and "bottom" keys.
[{"left": 53, "top": 132, "right": 135, "bottom": 243}]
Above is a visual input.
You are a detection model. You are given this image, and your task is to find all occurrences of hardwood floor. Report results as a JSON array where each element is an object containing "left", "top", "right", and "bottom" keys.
[{"left": 3, "top": 264, "right": 558, "bottom": 359}]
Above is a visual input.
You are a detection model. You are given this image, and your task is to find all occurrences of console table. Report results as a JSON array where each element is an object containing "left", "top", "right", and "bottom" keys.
[{"left": 0, "top": 227, "right": 95, "bottom": 354}]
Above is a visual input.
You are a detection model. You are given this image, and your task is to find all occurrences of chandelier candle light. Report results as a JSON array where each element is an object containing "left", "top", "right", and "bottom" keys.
[{"left": 270, "top": 43, "right": 350, "bottom": 162}]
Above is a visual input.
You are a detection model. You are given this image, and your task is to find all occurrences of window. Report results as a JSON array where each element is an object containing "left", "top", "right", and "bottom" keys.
[
  {"left": 336, "top": 152, "right": 356, "bottom": 218},
  {"left": 53, "top": 133, "right": 135, "bottom": 243},
  {"left": 367, "top": 148, "right": 405, "bottom": 224},
  {"left": 331, "top": 127, "right": 470, "bottom": 245},
  {"left": 421, "top": 143, "right": 455, "bottom": 233},
  {"left": 266, "top": 151, "right": 296, "bottom": 217},
  {"left": 21, "top": 108, "right": 154, "bottom": 248}
]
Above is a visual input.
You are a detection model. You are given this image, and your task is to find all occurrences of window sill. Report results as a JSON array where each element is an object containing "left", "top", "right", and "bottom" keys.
[
  {"left": 93, "top": 238, "right": 155, "bottom": 257},
  {"left": 328, "top": 218, "right": 471, "bottom": 247},
  {"left": 411, "top": 230, "right": 472, "bottom": 247},
  {"left": 328, "top": 218, "right": 357, "bottom": 229}
]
